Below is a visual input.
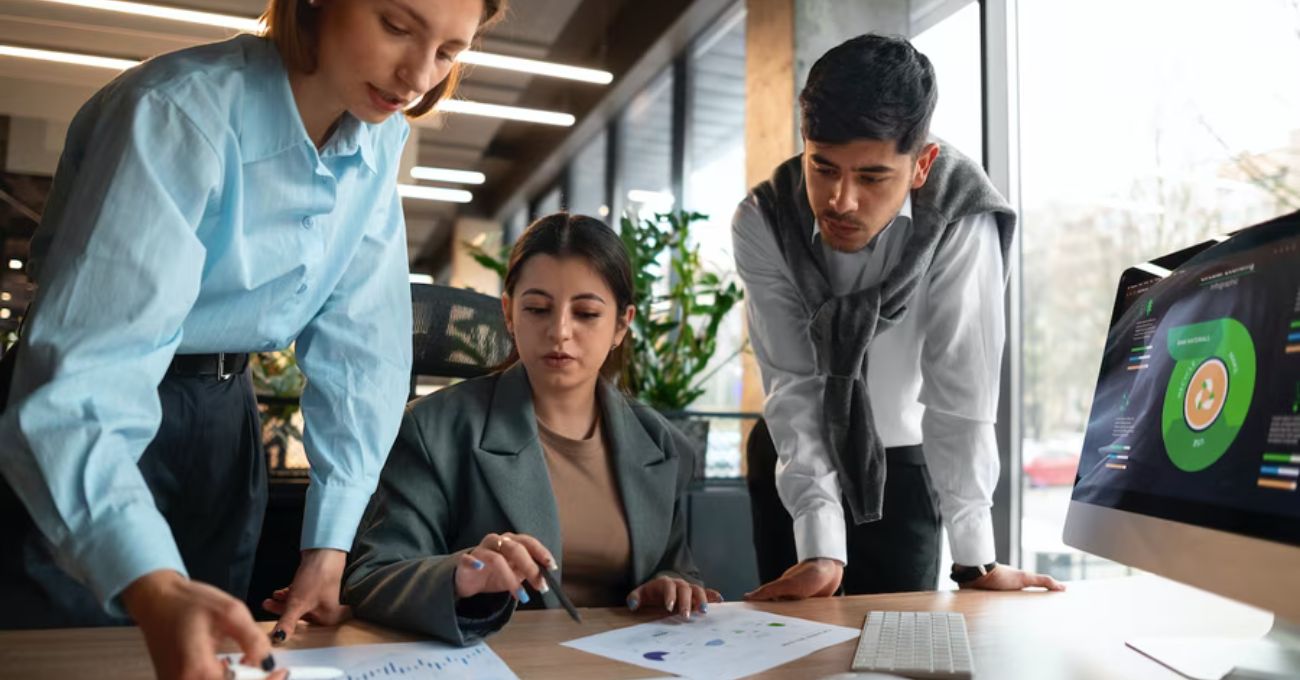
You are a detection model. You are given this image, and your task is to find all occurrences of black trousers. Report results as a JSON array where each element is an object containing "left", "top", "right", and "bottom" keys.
[
  {"left": 746, "top": 418, "right": 942, "bottom": 594},
  {"left": 0, "top": 364, "right": 267, "bottom": 629}
]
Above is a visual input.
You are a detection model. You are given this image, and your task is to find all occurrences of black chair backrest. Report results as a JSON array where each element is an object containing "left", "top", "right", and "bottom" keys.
[{"left": 411, "top": 283, "right": 514, "bottom": 380}]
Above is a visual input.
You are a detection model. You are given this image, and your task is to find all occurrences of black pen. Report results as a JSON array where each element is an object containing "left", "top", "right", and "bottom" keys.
[{"left": 539, "top": 566, "right": 582, "bottom": 623}]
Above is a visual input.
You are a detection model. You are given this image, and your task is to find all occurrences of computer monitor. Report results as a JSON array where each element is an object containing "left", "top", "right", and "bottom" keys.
[{"left": 1062, "top": 211, "right": 1300, "bottom": 680}]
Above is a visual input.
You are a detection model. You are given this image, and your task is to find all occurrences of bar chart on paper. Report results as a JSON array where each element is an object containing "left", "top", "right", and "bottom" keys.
[{"left": 222, "top": 641, "right": 519, "bottom": 680}]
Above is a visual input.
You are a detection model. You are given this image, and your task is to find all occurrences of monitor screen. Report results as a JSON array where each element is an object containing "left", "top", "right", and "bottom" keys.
[{"left": 1071, "top": 214, "right": 1300, "bottom": 549}]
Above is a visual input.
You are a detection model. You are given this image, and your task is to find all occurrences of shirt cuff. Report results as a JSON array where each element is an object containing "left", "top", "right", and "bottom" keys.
[
  {"left": 302, "top": 484, "right": 374, "bottom": 551},
  {"left": 69, "top": 503, "right": 188, "bottom": 618},
  {"left": 792, "top": 507, "right": 848, "bottom": 565},
  {"left": 946, "top": 507, "right": 997, "bottom": 566}
]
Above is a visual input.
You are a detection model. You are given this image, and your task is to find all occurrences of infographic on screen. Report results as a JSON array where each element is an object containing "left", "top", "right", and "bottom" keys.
[{"left": 1073, "top": 216, "right": 1300, "bottom": 547}]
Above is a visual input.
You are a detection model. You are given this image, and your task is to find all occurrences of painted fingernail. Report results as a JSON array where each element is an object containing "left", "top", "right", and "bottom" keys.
[
  {"left": 270, "top": 629, "right": 286, "bottom": 644},
  {"left": 470, "top": 558, "right": 485, "bottom": 570},
  {"left": 627, "top": 596, "right": 639, "bottom": 611},
  {"left": 547, "top": 559, "right": 559, "bottom": 572},
  {"left": 701, "top": 603, "right": 709, "bottom": 613},
  {"left": 666, "top": 600, "right": 675, "bottom": 612},
  {"left": 261, "top": 654, "right": 276, "bottom": 671},
  {"left": 538, "top": 580, "right": 550, "bottom": 594},
  {"left": 516, "top": 587, "right": 530, "bottom": 604}
]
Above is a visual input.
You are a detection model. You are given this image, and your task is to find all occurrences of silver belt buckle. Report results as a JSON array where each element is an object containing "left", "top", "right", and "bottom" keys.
[{"left": 217, "top": 352, "right": 232, "bottom": 381}]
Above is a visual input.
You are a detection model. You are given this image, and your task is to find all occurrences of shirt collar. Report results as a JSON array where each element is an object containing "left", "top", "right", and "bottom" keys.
[
  {"left": 811, "top": 193, "right": 913, "bottom": 249},
  {"left": 240, "top": 35, "right": 378, "bottom": 173}
]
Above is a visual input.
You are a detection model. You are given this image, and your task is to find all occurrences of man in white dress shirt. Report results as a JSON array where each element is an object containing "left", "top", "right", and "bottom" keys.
[{"left": 736, "top": 34, "right": 1064, "bottom": 600}]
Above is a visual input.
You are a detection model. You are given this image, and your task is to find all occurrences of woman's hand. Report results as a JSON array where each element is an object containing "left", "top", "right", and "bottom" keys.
[
  {"left": 626, "top": 575, "right": 723, "bottom": 619},
  {"left": 454, "top": 532, "right": 557, "bottom": 603}
]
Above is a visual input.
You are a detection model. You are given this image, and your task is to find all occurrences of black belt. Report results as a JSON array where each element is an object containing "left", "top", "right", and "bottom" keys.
[
  {"left": 886, "top": 444, "right": 927, "bottom": 466},
  {"left": 168, "top": 352, "right": 250, "bottom": 379}
]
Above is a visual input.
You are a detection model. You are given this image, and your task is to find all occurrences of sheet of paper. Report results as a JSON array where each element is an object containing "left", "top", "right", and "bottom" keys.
[
  {"left": 561, "top": 604, "right": 860, "bottom": 679},
  {"left": 221, "top": 641, "right": 518, "bottom": 680}
]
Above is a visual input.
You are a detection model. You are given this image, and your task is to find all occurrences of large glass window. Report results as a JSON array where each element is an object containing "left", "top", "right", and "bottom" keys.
[
  {"left": 1018, "top": 0, "right": 1300, "bottom": 580},
  {"left": 684, "top": 6, "right": 747, "bottom": 476},
  {"left": 619, "top": 69, "right": 676, "bottom": 224},
  {"left": 537, "top": 185, "right": 563, "bottom": 218},
  {"left": 911, "top": 1, "right": 983, "bottom": 161},
  {"left": 569, "top": 130, "right": 609, "bottom": 221}
]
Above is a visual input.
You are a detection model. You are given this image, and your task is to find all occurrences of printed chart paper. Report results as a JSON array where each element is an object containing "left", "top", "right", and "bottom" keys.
[
  {"left": 221, "top": 641, "right": 518, "bottom": 679},
  {"left": 561, "top": 605, "right": 859, "bottom": 679}
]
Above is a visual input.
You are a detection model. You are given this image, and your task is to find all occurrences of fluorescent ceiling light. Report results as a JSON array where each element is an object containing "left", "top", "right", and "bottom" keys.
[
  {"left": 398, "top": 184, "right": 472, "bottom": 203},
  {"left": 436, "top": 99, "right": 574, "bottom": 127},
  {"left": 457, "top": 51, "right": 612, "bottom": 84},
  {"left": 0, "top": 44, "right": 136, "bottom": 70},
  {"left": 30, "top": 0, "right": 610, "bottom": 84},
  {"left": 409, "top": 273, "right": 435, "bottom": 284},
  {"left": 7, "top": 259, "right": 24, "bottom": 270},
  {"left": 410, "top": 166, "right": 486, "bottom": 185}
]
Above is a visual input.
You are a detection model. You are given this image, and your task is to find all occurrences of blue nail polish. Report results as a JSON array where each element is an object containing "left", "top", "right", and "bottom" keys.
[
  {"left": 701, "top": 603, "right": 709, "bottom": 613},
  {"left": 627, "top": 597, "right": 639, "bottom": 610},
  {"left": 261, "top": 654, "right": 276, "bottom": 671},
  {"left": 516, "top": 587, "right": 530, "bottom": 604},
  {"left": 471, "top": 558, "right": 484, "bottom": 570}
]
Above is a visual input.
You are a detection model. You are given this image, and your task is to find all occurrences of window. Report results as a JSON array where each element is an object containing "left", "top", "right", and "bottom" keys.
[
  {"left": 537, "top": 185, "right": 563, "bottom": 218},
  {"left": 684, "top": 6, "right": 748, "bottom": 476},
  {"left": 1018, "top": 0, "right": 1300, "bottom": 580},
  {"left": 569, "top": 130, "right": 609, "bottom": 221},
  {"left": 912, "top": 1, "right": 983, "bottom": 161},
  {"left": 619, "top": 69, "right": 676, "bottom": 223}
]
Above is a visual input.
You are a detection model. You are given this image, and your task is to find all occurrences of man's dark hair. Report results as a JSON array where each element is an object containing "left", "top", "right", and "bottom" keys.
[{"left": 800, "top": 34, "right": 937, "bottom": 154}]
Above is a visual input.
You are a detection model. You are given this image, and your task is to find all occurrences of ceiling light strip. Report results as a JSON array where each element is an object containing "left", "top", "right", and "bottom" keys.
[
  {"left": 410, "top": 167, "right": 486, "bottom": 185},
  {"left": 36, "top": 0, "right": 260, "bottom": 31},
  {"left": 31, "top": 0, "right": 611, "bottom": 84},
  {"left": 457, "top": 51, "right": 611, "bottom": 84},
  {"left": 397, "top": 184, "right": 473, "bottom": 203},
  {"left": 0, "top": 44, "right": 137, "bottom": 70},
  {"left": 436, "top": 99, "right": 574, "bottom": 127}
]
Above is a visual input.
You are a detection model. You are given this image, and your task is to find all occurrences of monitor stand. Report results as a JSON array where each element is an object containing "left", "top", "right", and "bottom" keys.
[{"left": 1127, "top": 618, "right": 1300, "bottom": 679}]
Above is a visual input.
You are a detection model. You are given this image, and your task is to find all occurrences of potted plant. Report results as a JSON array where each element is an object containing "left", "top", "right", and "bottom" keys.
[{"left": 250, "top": 346, "right": 308, "bottom": 474}]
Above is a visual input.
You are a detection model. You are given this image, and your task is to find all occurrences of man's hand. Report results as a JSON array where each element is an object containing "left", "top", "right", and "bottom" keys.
[
  {"left": 961, "top": 564, "right": 1065, "bottom": 591},
  {"left": 262, "top": 548, "right": 352, "bottom": 642},
  {"left": 122, "top": 569, "right": 286, "bottom": 680},
  {"left": 744, "top": 558, "right": 843, "bottom": 601}
]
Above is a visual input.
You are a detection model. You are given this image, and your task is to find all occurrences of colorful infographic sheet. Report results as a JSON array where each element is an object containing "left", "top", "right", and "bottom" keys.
[
  {"left": 561, "top": 605, "right": 859, "bottom": 679},
  {"left": 221, "top": 641, "right": 518, "bottom": 680}
]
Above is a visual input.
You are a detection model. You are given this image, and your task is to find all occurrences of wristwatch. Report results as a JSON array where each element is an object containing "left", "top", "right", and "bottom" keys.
[{"left": 949, "top": 561, "right": 998, "bottom": 584}]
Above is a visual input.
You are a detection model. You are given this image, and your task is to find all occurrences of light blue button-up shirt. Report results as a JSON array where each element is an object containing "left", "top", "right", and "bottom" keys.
[{"left": 0, "top": 34, "right": 413, "bottom": 614}]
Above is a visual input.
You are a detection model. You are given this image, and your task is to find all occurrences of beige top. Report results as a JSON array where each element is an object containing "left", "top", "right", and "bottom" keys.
[{"left": 537, "top": 417, "right": 633, "bottom": 608}]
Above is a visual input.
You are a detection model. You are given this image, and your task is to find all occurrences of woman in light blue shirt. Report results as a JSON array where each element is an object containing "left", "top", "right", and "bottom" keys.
[{"left": 0, "top": 0, "right": 503, "bottom": 676}]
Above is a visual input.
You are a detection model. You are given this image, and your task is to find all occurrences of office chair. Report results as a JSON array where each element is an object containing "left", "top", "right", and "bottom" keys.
[{"left": 410, "top": 283, "right": 514, "bottom": 393}]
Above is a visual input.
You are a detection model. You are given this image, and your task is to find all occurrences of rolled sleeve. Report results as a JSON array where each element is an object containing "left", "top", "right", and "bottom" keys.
[
  {"left": 919, "top": 212, "right": 1005, "bottom": 566},
  {"left": 0, "top": 89, "right": 220, "bottom": 614},
  {"left": 295, "top": 167, "right": 413, "bottom": 552},
  {"left": 732, "top": 198, "right": 847, "bottom": 565}
]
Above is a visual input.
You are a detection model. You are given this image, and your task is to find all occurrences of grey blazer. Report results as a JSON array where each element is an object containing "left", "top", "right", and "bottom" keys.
[{"left": 342, "top": 363, "right": 701, "bottom": 645}]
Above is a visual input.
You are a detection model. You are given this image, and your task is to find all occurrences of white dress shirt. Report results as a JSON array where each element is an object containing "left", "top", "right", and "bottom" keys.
[{"left": 733, "top": 194, "right": 1004, "bottom": 567}]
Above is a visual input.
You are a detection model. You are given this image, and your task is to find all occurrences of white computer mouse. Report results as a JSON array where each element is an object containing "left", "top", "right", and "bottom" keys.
[{"left": 817, "top": 673, "right": 910, "bottom": 680}]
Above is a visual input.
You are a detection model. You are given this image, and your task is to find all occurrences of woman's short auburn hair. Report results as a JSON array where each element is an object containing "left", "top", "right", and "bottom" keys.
[{"left": 260, "top": 0, "right": 506, "bottom": 118}]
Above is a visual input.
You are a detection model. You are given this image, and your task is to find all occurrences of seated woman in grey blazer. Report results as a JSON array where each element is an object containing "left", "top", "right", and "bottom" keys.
[{"left": 343, "top": 212, "right": 720, "bottom": 645}]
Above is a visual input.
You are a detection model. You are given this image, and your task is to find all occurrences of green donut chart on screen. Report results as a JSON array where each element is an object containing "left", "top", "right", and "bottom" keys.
[{"left": 1161, "top": 318, "right": 1256, "bottom": 472}]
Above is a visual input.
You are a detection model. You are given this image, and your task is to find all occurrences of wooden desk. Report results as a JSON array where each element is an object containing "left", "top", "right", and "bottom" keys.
[{"left": 0, "top": 575, "right": 1271, "bottom": 679}]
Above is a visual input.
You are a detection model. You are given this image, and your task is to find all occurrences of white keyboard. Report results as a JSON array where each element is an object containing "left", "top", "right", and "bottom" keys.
[{"left": 850, "top": 610, "right": 974, "bottom": 679}]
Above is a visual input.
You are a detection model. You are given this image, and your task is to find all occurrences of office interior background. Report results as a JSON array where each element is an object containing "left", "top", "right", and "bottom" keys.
[{"left": 1, "top": 0, "right": 1299, "bottom": 594}]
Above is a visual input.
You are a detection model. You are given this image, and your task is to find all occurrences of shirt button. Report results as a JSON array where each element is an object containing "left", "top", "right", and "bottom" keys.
[
  {"left": 296, "top": 283, "right": 308, "bottom": 295},
  {"left": 302, "top": 216, "right": 315, "bottom": 228}
]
